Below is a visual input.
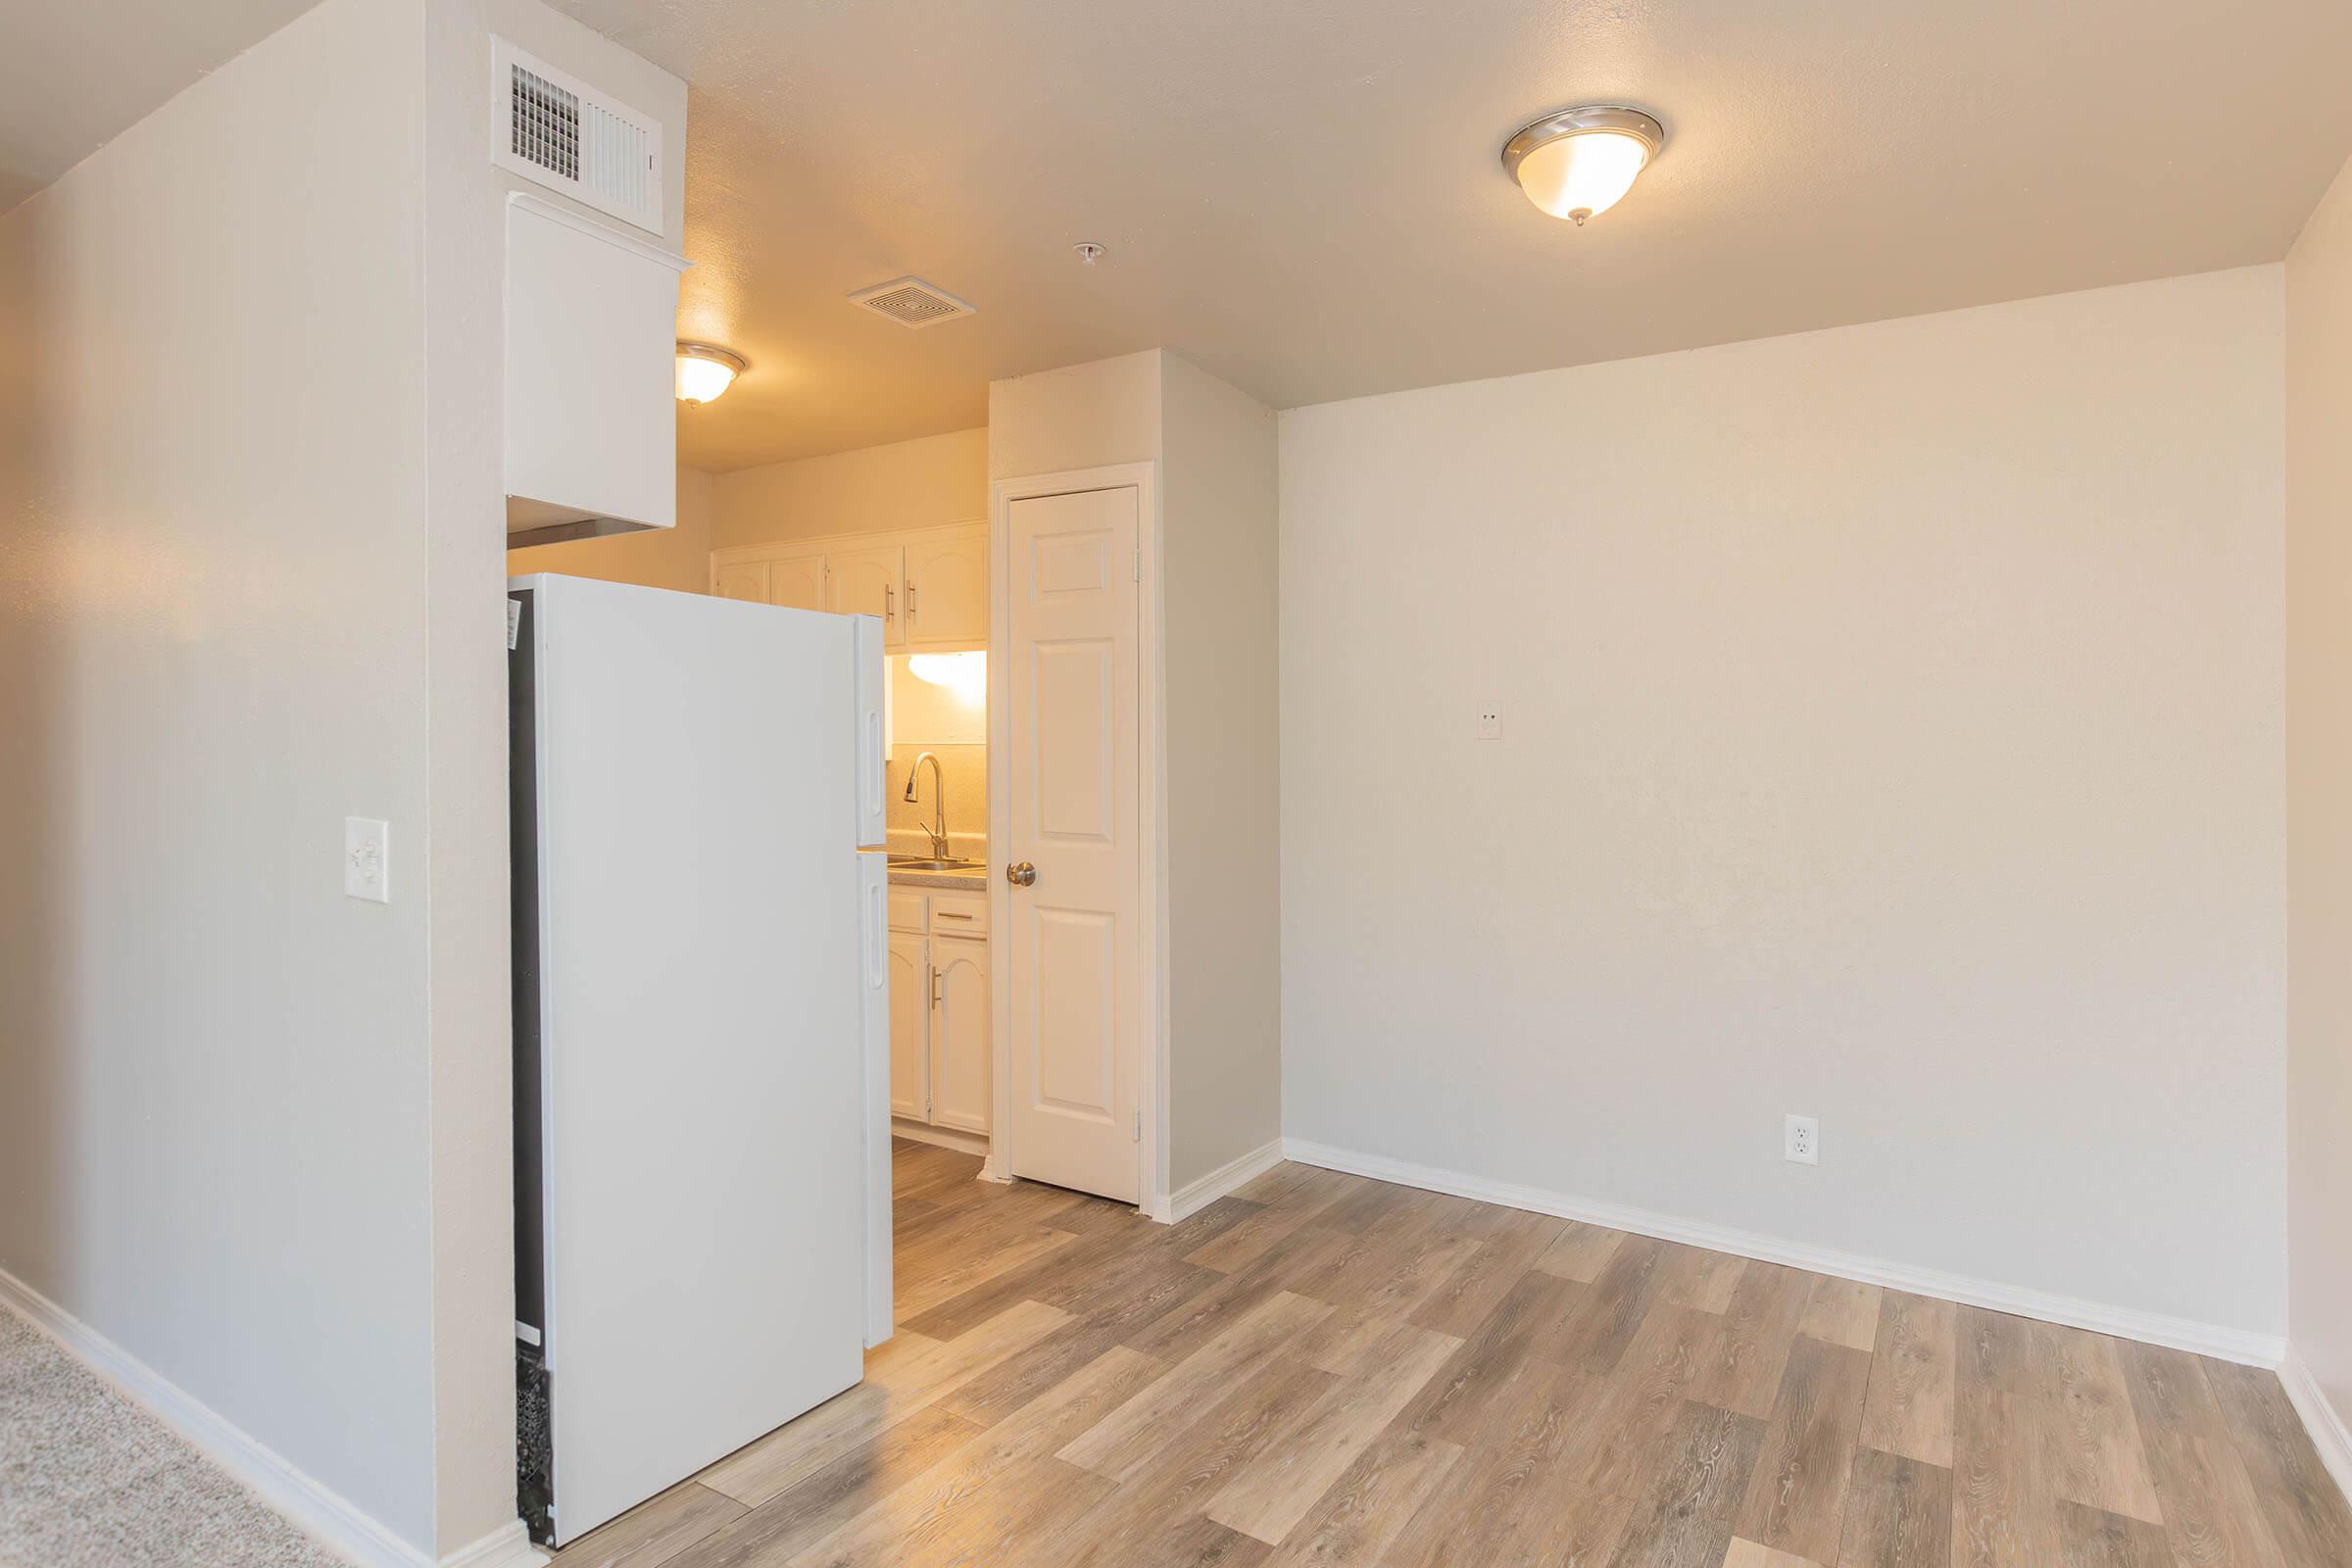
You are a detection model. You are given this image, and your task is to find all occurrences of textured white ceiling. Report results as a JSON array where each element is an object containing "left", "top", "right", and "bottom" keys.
[
  {"left": 14, "top": 0, "right": 2348, "bottom": 473},
  {"left": 0, "top": 0, "right": 322, "bottom": 207},
  {"left": 552, "top": 0, "right": 2352, "bottom": 470}
]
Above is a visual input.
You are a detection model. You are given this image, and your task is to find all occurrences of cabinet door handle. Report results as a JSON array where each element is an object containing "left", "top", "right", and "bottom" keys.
[
  {"left": 884, "top": 582, "right": 894, "bottom": 622},
  {"left": 907, "top": 579, "right": 918, "bottom": 617},
  {"left": 929, "top": 959, "right": 942, "bottom": 1007}
]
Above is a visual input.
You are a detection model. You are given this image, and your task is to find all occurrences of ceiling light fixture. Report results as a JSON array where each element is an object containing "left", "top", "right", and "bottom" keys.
[
  {"left": 1501, "top": 106, "right": 1664, "bottom": 225},
  {"left": 1074, "top": 242, "right": 1105, "bottom": 266},
  {"left": 675, "top": 342, "right": 747, "bottom": 404}
]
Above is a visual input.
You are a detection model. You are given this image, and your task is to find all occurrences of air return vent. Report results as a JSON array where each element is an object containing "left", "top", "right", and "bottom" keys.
[
  {"left": 848, "top": 277, "right": 976, "bottom": 328},
  {"left": 491, "top": 38, "right": 664, "bottom": 237}
]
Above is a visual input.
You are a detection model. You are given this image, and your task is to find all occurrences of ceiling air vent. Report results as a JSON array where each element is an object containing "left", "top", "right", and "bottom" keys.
[
  {"left": 491, "top": 37, "right": 664, "bottom": 237},
  {"left": 848, "top": 277, "right": 976, "bottom": 328}
]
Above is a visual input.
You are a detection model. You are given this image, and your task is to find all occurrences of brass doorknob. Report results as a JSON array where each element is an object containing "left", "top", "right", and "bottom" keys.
[{"left": 1006, "top": 860, "right": 1037, "bottom": 887}]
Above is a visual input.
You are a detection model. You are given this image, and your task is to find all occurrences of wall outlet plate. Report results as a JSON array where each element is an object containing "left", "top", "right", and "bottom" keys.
[
  {"left": 1785, "top": 1113, "right": 1819, "bottom": 1165},
  {"left": 1476, "top": 706, "right": 1502, "bottom": 740}
]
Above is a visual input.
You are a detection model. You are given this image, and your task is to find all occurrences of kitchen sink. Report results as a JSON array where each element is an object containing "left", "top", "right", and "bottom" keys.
[{"left": 886, "top": 857, "right": 987, "bottom": 873}]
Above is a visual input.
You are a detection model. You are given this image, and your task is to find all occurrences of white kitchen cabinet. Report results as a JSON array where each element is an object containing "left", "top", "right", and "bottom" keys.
[
  {"left": 827, "top": 545, "right": 906, "bottom": 649},
  {"left": 887, "top": 930, "right": 929, "bottom": 1121},
  {"left": 710, "top": 522, "right": 985, "bottom": 650},
  {"left": 712, "top": 562, "right": 769, "bottom": 603},
  {"left": 886, "top": 891, "right": 992, "bottom": 1141},
  {"left": 905, "top": 523, "right": 989, "bottom": 649},
  {"left": 928, "top": 936, "right": 991, "bottom": 1134},
  {"left": 769, "top": 552, "right": 827, "bottom": 612},
  {"left": 504, "top": 194, "right": 688, "bottom": 543}
]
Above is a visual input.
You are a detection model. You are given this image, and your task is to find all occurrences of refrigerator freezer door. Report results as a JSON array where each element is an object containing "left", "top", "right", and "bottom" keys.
[
  {"left": 525, "top": 576, "right": 865, "bottom": 1544},
  {"left": 853, "top": 612, "right": 887, "bottom": 848},
  {"left": 858, "top": 851, "right": 893, "bottom": 1348}
]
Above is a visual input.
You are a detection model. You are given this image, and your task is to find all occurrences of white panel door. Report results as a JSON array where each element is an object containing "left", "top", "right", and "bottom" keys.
[
  {"left": 888, "top": 931, "right": 929, "bottom": 1120},
  {"left": 929, "top": 936, "right": 991, "bottom": 1134},
  {"left": 906, "top": 524, "right": 989, "bottom": 648},
  {"left": 1004, "top": 487, "right": 1140, "bottom": 1202},
  {"left": 828, "top": 545, "right": 905, "bottom": 649},
  {"left": 712, "top": 561, "right": 768, "bottom": 603},
  {"left": 768, "top": 552, "right": 826, "bottom": 612}
]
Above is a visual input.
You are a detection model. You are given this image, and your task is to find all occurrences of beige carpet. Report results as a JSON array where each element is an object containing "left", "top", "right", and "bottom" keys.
[{"left": 0, "top": 1306, "right": 349, "bottom": 1568}]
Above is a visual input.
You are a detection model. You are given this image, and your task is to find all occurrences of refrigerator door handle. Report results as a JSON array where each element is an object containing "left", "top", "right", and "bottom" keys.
[{"left": 863, "top": 874, "right": 885, "bottom": 988}]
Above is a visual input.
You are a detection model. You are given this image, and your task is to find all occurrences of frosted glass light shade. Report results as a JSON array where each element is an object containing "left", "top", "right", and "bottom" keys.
[
  {"left": 907, "top": 652, "right": 987, "bottom": 707},
  {"left": 676, "top": 343, "right": 746, "bottom": 403},
  {"left": 1502, "top": 108, "right": 1664, "bottom": 225}
]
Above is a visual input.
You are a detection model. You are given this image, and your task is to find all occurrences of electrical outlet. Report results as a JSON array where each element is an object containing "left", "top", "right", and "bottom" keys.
[
  {"left": 1784, "top": 1113, "right": 1819, "bottom": 1165},
  {"left": 1476, "top": 705, "right": 1502, "bottom": 740}
]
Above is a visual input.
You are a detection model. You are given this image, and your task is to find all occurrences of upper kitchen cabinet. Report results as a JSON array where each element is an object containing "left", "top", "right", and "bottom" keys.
[
  {"left": 712, "top": 562, "right": 769, "bottom": 603},
  {"left": 768, "top": 554, "right": 826, "bottom": 613},
  {"left": 905, "top": 523, "right": 989, "bottom": 648},
  {"left": 827, "top": 545, "right": 906, "bottom": 645},
  {"left": 710, "top": 521, "right": 989, "bottom": 651},
  {"left": 504, "top": 193, "right": 689, "bottom": 545}
]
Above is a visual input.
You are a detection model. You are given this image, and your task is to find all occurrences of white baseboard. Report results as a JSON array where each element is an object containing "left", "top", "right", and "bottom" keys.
[
  {"left": 1279, "top": 1138, "right": 2286, "bottom": 1367},
  {"left": 891, "top": 1118, "right": 992, "bottom": 1157},
  {"left": 438, "top": 1519, "right": 546, "bottom": 1568},
  {"left": 1159, "top": 1138, "right": 1287, "bottom": 1225},
  {"left": 2279, "top": 1347, "right": 2352, "bottom": 1508},
  {"left": 0, "top": 1265, "right": 531, "bottom": 1568}
]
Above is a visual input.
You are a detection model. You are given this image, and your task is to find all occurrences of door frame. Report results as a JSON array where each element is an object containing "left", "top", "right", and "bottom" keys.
[{"left": 985, "top": 463, "right": 1168, "bottom": 1219}]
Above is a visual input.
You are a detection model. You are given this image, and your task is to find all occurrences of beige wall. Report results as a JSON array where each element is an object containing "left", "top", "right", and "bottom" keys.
[
  {"left": 712, "top": 425, "right": 986, "bottom": 550},
  {"left": 1281, "top": 267, "right": 2288, "bottom": 1339},
  {"left": 0, "top": 0, "right": 440, "bottom": 1543},
  {"left": 1160, "top": 353, "right": 1283, "bottom": 1188},
  {"left": 2286, "top": 152, "right": 2352, "bottom": 1446},
  {"left": 507, "top": 466, "right": 713, "bottom": 590}
]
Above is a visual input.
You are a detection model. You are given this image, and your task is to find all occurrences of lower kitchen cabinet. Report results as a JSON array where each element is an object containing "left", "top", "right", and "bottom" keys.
[
  {"left": 887, "top": 896, "right": 991, "bottom": 1138},
  {"left": 927, "top": 937, "right": 990, "bottom": 1133},
  {"left": 887, "top": 930, "right": 929, "bottom": 1121}
]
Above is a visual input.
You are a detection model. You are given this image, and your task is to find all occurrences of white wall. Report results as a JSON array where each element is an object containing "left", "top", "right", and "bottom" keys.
[
  {"left": 712, "top": 426, "right": 986, "bottom": 550},
  {"left": 1280, "top": 268, "right": 2288, "bottom": 1339},
  {"left": 1160, "top": 354, "right": 1283, "bottom": 1189},
  {"left": 2286, "top": 153, "right": 2352, "bottom": 1440},
  {"left": 989, "top": 352, "right": 1161, "bottom": 482},
  {"left": 0, "top": 0, "right": 440, "bottom": 1542}
]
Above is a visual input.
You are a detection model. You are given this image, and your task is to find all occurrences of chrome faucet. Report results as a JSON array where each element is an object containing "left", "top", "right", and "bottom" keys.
[{"left": 902, "top": 752, "right": 951, "bottom": 859}]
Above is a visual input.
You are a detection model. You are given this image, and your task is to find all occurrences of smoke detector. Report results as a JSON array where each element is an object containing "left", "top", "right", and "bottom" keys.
[{"left": 847, "top": 277, "right": 976, "bottom": 329}]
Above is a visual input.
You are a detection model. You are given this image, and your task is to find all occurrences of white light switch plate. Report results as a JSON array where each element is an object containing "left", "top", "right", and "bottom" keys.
[{"left": 345, "top": 817, "right": 390, "bottom": 903}]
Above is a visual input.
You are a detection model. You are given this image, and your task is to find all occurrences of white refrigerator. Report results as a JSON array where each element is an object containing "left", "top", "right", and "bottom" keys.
[{"left": 507, "top": 574, "right": 894, "bottom": 1547}]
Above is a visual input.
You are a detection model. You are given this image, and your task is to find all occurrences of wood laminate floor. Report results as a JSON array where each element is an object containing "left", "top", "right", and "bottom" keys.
[{"left": 553, "top": 1141, "right": 2352, "bottom": 1568}]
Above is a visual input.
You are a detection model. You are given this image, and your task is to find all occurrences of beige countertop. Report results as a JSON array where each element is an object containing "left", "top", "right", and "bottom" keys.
[{"left": 885, "top": 865, "right": 988, "bottom": 892}]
